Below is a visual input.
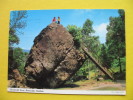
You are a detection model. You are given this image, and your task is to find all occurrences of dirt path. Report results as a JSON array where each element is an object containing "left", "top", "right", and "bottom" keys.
[{"left": 58, "top": 80, "right": 126, "bottom": 90}]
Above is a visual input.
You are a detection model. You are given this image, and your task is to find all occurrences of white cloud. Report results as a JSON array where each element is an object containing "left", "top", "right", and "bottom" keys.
[{"left": 93, "top": 22, "right": 109, "bottom": 43}]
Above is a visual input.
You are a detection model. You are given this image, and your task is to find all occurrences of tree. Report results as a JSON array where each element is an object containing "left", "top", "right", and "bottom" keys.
[
  {"left": 66, "top": 25, "right": 83, "bottom": 48},
  {"left": 82, "top": 19, "right": 101, "bottom": 58},
  {"left": 67, "top": 19, "right": 102, "bottom": 80},
  {"left": 13, "top": 48, "right": 28, "bottom": 74},
  {"left": 82, "top": 19, "right": 95, "bottom": 36},
  {"left": 9, "top": 11, "right": 27, "bottom": 47},
  {"left": 106, "top": 9, "right": 125, "bottom": 73},
  {"left": 8, "top": 11, "right": 27, "bottom": 75},
  {"left": 99, "top": 44, "right": 110, "bottom": 68}
]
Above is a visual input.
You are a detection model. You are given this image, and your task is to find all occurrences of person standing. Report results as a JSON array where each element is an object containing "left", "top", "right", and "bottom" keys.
[
  {"left": 52, "top": 17, "right": 56, "bottom": 23},
  {"left": 57, "top": 17, "right": 60, "bottom": 24}
]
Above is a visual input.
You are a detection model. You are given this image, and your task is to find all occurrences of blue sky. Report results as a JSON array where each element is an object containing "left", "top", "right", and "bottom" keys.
[{"left": 12, "top": 9, "right": 119, "bottom": 50}]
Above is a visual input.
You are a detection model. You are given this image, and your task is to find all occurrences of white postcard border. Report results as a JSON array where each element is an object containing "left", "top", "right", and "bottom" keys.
[{"left": 8, "top": 88, "right": 126, "bottom": 95}]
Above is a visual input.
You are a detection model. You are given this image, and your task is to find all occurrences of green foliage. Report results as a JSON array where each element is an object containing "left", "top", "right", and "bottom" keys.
[
  {"left": 105, "top": 9, "right": 125, "bottom": 74},
  {"left": 82, "top": 19, "right": 95, "bottom": 36},
  {"left": 88, "top": 70, "right": 96, "bottom": 79},
  {"left": 76, "top": 60, "right": 89, "bottom": 76},
  {"left": 99, "top": 44, "right": 110, "bottom": 68},
  {"left": 9, "top": 11, "right": 27, "bottom": 47},
  {"left": 67, "top": 19, "right": 102, "bottom": 81},
  {"left": 111, "top": 57, "right": 126, "bottom": 72},
  {"left": 9, "top": 31, "right": 19, "bottom": 45},
  {"left": 8, "top": 11, "right": 27, "bottom": 75},
  {"left": 13, "top": 48, "right": 28, "bottom": 74},
  {"left": 83, "top": 36, "right": 101, "bottom": 57},
  {"left": 66, "top": 25, "right": 83, "bottom": 47},
  {"left": 82, "top": 19, "right": 101, "bottom": 58},
  {"left": 69, "top": 10, "right": 126, "bottom": 81}
]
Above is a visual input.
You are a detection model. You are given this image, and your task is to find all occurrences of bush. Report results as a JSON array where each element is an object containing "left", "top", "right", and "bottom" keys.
[{"left": 66, "top": 25, "right": 82, "bottom": 48}]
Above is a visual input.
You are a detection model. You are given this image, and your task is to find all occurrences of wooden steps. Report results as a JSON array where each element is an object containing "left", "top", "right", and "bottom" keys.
[{"left": 82, "top": 46, "right": 114, "bottom": 80}]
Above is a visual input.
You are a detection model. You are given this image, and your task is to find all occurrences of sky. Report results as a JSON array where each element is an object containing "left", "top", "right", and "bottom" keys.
[{"left": 11, "top": 9, "right": 119, "bottom": 50}]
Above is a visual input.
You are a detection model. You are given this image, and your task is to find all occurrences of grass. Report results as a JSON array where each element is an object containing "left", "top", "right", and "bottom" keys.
[
  {"left": 92, "top": 86, "right": 121, "bottom": 90},
  {"left": 74, "top": 80, "right": 90, "bottom": 85}
]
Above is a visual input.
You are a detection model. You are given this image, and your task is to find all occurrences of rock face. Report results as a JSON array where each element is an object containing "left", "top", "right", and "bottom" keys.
[
  {"left": 8, "top": 69, "right": 26, "bottom": 88},
  {"left": 25, "top": 23, "right": 86, "bottom": 88}
]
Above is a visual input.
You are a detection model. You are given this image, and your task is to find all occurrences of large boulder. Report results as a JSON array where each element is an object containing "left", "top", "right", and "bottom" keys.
[{"left": 25, "top": 23, "right": 86, "bottom": 88}]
